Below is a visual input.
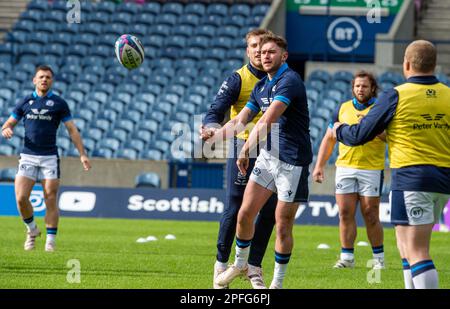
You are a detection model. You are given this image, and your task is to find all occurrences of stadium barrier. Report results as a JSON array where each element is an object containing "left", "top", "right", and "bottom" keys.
[{"left": 2, "top": 183, "right": 448, "bottom": 229}]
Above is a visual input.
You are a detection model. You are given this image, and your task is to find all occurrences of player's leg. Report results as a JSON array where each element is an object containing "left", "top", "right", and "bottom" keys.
[
  {"left": 247, "top": 193, "right": 276, "bottom": 289},
  {"left": 270, "top": 200, "right": 300, "bottom": 289},
  {"left": 41, "top": 178, "right": 60, "bottom": 252},
  {"left": 393, "top": 191, "right": 449, "bottom": 288},
  {"left": 335, "top": 193, "right": 358, "bottom": 268},
  {"left": 358, "top": 169, "right": 385, "bottom": 268},
  {"left": 214, "top": 157, "right": 244, "bottom": 288},
  {"left": 39, "top": 155, "right": 60, "bottom": 252},
  {"left": 334, "top": 167, "right": 359, "bottom": 268},
  {"left": 15, "top": 154, "right": 40, "bottom": 250},
  {"left": 269, "top": 162, "right": 308, "bottom": 289},
  {"left": 395, "top": 226, "right": 414, "bottom": 288},
  {"left": 215, "top": 180, "right": 274, "bottom": 287}
]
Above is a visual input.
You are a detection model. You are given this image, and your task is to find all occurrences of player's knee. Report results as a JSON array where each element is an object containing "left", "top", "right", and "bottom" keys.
[
  {"left": 16, "top": 194, "right": 30, "bottom": 206},
  {"left": 237, "top": 208, "right": 253, "bottom": 225},
  {"left": 362, "top": 207, "right": 379, "bottom": 225},
  {"left": 338, "top": 209, "right": 354, "bottom": 222}
]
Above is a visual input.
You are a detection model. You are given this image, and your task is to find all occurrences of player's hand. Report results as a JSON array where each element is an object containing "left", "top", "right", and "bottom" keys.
[
  {"left": 80, "top": 154, "right": 91, "bottom": 171},
  {"left": 332, "top": 122, "right": 342, "bottom": 139},
  {"left": 1, "top": 127, "right": 13, "bottom": 139},
  {"left": 377, "top": 131, "right": 387, "bottom": 141},
  {"left": 312, "top": 167, "right": 325, "bottom": 183},
  {"left": 199, "top": 126, "right": 216, "bottom": 141},
  {"left": 236, "top": 152, "right": 249, "bottom": 176}
]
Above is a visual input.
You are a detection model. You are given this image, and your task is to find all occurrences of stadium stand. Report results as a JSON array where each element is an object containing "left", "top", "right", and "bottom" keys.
[
  {"left": 0, "top": 167, "right": 16, "bottom": 182},
  {"left": 135, "top": 172, "right": 161, "bottom": 188}
]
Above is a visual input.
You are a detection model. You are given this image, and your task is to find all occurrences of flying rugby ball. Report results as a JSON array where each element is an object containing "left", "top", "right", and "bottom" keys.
[{"left": 115, "top": 34, "right": 145, "bottom": 70}]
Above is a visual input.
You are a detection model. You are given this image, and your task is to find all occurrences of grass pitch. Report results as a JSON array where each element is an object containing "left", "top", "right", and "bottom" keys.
[{"left": 0, "top": 216, "right": 449, "bottom": 289}]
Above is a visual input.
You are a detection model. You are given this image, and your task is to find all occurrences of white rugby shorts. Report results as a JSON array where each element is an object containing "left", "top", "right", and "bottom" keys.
[
  {"left": 335, "top": 166, "right": 383, "bottom": 197},
  {"left": 249, "top": 149, "right": 309, "bottom": 203},
  {"left": 16, "top": 153, "right": 60, "bottom": 181}
]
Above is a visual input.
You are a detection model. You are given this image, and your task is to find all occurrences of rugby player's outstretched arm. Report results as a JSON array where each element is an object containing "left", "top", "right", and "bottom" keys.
[{"left": 313, "top": 128, "right": 336, "bottom": 183}]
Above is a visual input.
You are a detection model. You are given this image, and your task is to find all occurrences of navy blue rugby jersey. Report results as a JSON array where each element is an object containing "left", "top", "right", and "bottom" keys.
[
  {"left": 245, "top": 63, "right": 312, "bottom": 166},
  {"left": 11, "top": 90, "right": 72, "bottom": 155}
]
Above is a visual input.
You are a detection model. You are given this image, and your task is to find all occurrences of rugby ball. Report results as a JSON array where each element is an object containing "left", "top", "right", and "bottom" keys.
[{"left": 115, "top": 34, "right": 145, "bottom": 70}]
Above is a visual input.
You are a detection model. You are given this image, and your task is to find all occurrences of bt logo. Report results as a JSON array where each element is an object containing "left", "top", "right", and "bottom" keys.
[{"left": 327, "top": 17, "right": 362, "bottom": 53}]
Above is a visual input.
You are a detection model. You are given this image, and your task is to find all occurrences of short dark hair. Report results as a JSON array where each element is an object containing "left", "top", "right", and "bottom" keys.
[
  {"left": 352, "top": 70, "right": 378, "bottom": 97},
  {"left": 35, "top": 65, "right": 54, "bottom": 77},
  {"left": 260, "top": 34, "right": 288, "bottom": 51},
  {"left": 245, "top": 29, "right": 272, "bottom": 44}
]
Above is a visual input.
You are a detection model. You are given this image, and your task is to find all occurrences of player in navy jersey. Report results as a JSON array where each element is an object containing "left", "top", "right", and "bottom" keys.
[
  {"left": 1, "top": 65, "right": 91, "bottom": 252},
  {"left": 200, "top": 29, "right": 277, "bottom": 289},
  {"left": 209, "top": 34, "right": 312, "bottom": 289}
]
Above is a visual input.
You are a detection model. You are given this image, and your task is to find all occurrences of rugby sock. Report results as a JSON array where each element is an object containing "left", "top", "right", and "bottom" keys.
[
  {"left": 372, "top": 245, "right": 384, "bottom": 259},
  {"left": 23, "top": 216, "right": 37, "bottom": 231},
  {"left": 215, "top": 261, "right": 228, "bottom": 271},
  {"left": 402, "top": 258, "right": 414, "bottom": 289},
  {"left": 340, "top": 247, "right": 354, "bottom": 261},
  {"left": 272, "top": 252, "right": 291, "bottom": 288},
  {"left": 411, "top": 260, "right": 438, "bottom": 289},
  {"left": 46, "top": 227, "right": 57, "bottom": 242},
  {"left": 234, "top": 237, "right": 251, "bottom": 269}
]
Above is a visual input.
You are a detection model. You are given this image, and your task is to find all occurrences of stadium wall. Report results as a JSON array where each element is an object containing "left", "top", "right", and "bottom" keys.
[{"left": 0, "top": 156, "right": 169, "bottom": 189}]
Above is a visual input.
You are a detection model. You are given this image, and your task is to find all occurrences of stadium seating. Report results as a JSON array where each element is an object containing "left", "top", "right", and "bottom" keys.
[
  {"left": 135, "top": 172, "right": 161, "bottom": 188},
  {"left": 0, "top": 167, "right": 16, "bottom": 182}
]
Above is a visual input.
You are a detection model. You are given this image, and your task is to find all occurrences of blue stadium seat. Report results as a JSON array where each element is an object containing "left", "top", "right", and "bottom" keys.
[
  {"left": 6, "top": 30, "right": 28, "bottom": 44},
  {"left": 67, "top": 44, "right": 88, "bottom": 57},
  {"left": 309, "top": 70, "right": 332, "bottom": 83},
  {"left": 245, "top": 15, "right": 263, "bottom": 27},
  {"left": 116, "top": 148, "right": 138, "bottom": 160},
  {"left": 162, "top": 2, "right": 183, "bottom": 15},
  {"left": 74, "top": 33, "right": 95, "bottom": 47},
  {"left": 134, "top": 13, "right": 155, "bottom": 25},
  {"left": 93, "top": 119, "right": 111, "bottom": 133},
  {"left": 114, "top": 119, "right": 134, "bottom": 134},
  {"left": 130, "top": 24, "right": 148, "bottom": 37},
  {"left": 160, "top": 93, "right": 180, "bottom": 106},
  {"left": 153, "top": 101, "right": 172, "bottom": 116},
  {"left": 57, "top": 136, "right": 72, "bottom": 154},
  {"left": 165, "top": 36, "right": 186, "bottom": 49},
  {"left": 378, "top": 71, "right": 404, "bottom": 85},
  {"left": 217, "top": 25, "right": 239, "bottom": 39},
  {"left": 333, "top": 70, "right": 353, "bottom": 83},
  {"left": 28, "top": 32, "right": 49, "bottom": 45},
  {"left": 135, "top": 172, "right": 161, "bottom": 187},
  {"left": 184, "top": 2, "right": 206, "bottom": 16},
  {"left": 140, "top": 149, "right": 163, "bottom": 161},
  {"left": 305, "top": 79, "right": 326, "bottom": 92},
  {"left": 152, "top": 140, "right": 170, "bottom": 154},
  {"left": 45, "top": 10, "right": 65, "bottom": 23},
  {"left": 94, "top": 83, "right": 115, "bottom": 96},
  {"left": 83, "top": 22, "right": 103, "bottom": 35},
  {"left": 155, "top": 13, "right": 177, "bottom": 26},
  {"left": 185, "top": 93, "right": 203, "bottom": 107},
  {"left": 15, "top": 63, "right": 35, "bottom": 75},
  {"left": 102, "top": 73, "right": 123, "bottom": 86},
  {"left": 171, "top": 112, "right": 190, "bottom": 124},
  {"left": 172, "top": 75, "right": 193, "bottom": 88},
  {"left": 115, "top": 83, "right": 139, "bottom": 96},
  {"left": 138, "top": 119, "right": 158, "bottom": 134},
  {"left": 11, "top": 71, "right": 29, "bottom": 83},
  {"left": 98, "top": 110, "right": 118, "bottom": 123},
  {"left": 85, "top": 127, "right": 103, "bottom": 143},
  {"left": 34, "top": 20, "right": 57, "bottom": 34},
  {"left": 210, "top": 37, "right": 232, "bottom": 49},
  {"left": 171, "top": 25, "right": 193, "bottom": 38},
  {"left": 166, "top": 84, "right": 186, "bottom": 98},
  {"left": 123, "top": 110, "right": 142, "bottom": 123},
  {"left": 135, "top": 92, "right": 156, "bottom": 105},
  {"left": 0, "top": 167, "right": 16, "bottom": 181},
  {"left": 195, "top": 25, "right": 216, "bottom": 38},
  {"left": 220, "top": 59, "right": 242, "bottom": 72},
  {"left": 14, "top": 20, "right": 34, "bottom": 32},
  {"left": 206, "top": 48, "right": 226, "bottom": 61},
  {"left": 176, "top": 67, "right": 198, "bottom": 81},
  {"left": 95, "top": 1, "right": 116, "bottom": 14},
  {"left": 98, "top": 137, "right": 121, "bottom": 152},
  {"left": 103, "top": 23, "right": 125, "bottom": 36},
  {"left": 89, "top": 11, "right": 110, "bottom": 24},
  {"left": 58, "top": 23, "right": 80, "bottom": 35},
  {"left": 147, "top": 75, "right": 169, "bottom": 87},
  {"left": 322, "top": 89, "right": 343, "bottom": 102},
  {"left": 252, "top": 4, "right": 270, "bottom": 16},
  {"left": 74, "top": 109, "right": 95, "bottom": 123},
  {"left": 196, "top": 75, "right": 216, "bottom": 88},
  {"left": 92, "top": 148, "right": 113, "bottom": 159},
  {"left": 142, "top": 2, "right": 160, "bottom": 15},
  {"left": 90, "top": 45, "right": 111, "bottom": 58},
  {"left": 72, "top": 118, "right": 87, "bottom": 132},
  {"left": 146, "top": 111, "right": 166, "bottom": 124},
  {"left": 109, "top": 100, "right": 125, "bottom": 114},
  {"left": 142, "top": 34, "right": 164, "bottom": 48},
  {"left": 20, "top": 10, "right": 42, "bottom": 22},
  {"left": 201, "top": 15, "right": 222, "bottom": 27},
  {"left": 44, "top": 43, "right": 65, "bottom": 57},
  {"left": 152, "top": 57, "right": 173, "bottom": 69},
  {"left": 113, "top": 12, "right": 132, "bottom": 25},
  {"left": 178, "top": 102, "right": 197, "bottom": 116},
  {"left": 188, "top": 36, "right": 209, "bottom": 49},
  {"left": 232, "top": 37, "right": 246, "bottom": 49},
  {"left": 129, "top": 102, "right": 148, "bottom": 116},
  {"left": 86, "top": 91, "right": 108, "bottom": 104},
  {"left": 230, "top": 4, "right": 251, "bottom": 17},
  {"left": 106, "top": 128, "right": 128, "bottom": 144},
  {"left": 322, "top": 98, "right": 338, "bottom": 112},
  {"left": 229, "top": 15, "right": 247, "bottom": 28},
  {"left": 117, "top": 2, "right": 138, "bottom": 15},
  {"left": 206, "top": 3, "right": 228, "bottom": 17},
  {"left": 61, "top": 63, "right": 82, "bottom": 75},
  {"left": 123, "top": 139, "right": 146, "bottom": 153},
  {"left": 178, "top": 14, "right": 200, "bottom": 27},
  {"left": 52, "top": 32, "right": 72, "bottom": 46}
]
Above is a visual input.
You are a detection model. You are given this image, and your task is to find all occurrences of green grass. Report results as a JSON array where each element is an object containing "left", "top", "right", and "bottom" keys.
[{"left": 0, "top": 216, "right": 449, "bottom": 289}]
